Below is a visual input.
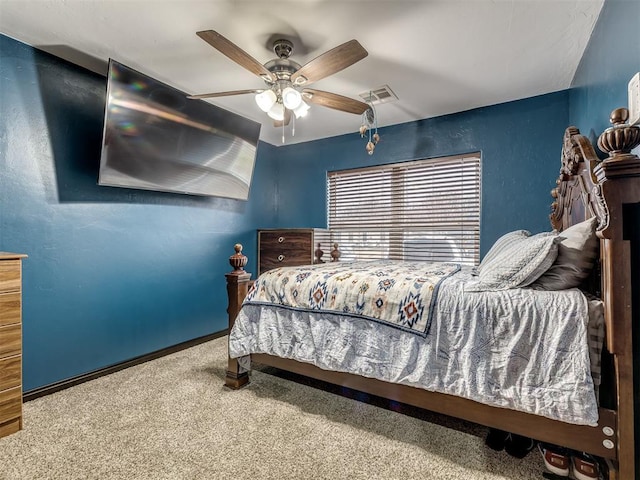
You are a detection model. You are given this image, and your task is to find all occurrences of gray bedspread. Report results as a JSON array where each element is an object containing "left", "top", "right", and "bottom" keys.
[{"left": 229, "top": 265, "right": 599, "bottom": 426}]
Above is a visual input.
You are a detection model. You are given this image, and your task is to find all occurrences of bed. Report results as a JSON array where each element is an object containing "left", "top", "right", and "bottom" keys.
[{"left": 223, "top": 110, "right": 640, "bottom": 480}]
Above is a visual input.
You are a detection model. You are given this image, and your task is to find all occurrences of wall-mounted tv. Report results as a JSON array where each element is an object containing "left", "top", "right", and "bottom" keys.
[{"left": 98, "top": 59, "right": 261, "bottom": 200}]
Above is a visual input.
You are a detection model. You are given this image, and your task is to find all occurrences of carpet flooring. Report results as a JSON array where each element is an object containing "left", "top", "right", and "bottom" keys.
[{"left": 0, "top": 337, "right": 546, "bottom": 479}]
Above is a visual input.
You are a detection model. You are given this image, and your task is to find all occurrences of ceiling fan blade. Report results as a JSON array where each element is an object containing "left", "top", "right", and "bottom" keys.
[
  {"left": 187, "top": 89, "right": 263, "bottom": 99},
  {"left": 291, "top": 40, "right": 368, "bottom": 86},
  {"left": 273, "top": 109, "right": 292, "bottom": 127},
  {"left": 196, "top": 30, "right": 275, "bottom": 82},
  {"left": 302, "top": 89, "right": 370, "bottom": 115}
]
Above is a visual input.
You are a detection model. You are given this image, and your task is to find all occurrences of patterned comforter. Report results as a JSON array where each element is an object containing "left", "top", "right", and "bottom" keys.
[
  {"left": 229, "top": 263, "right": 599, "bottom": 426},
  {"left": 244, "top": 261, "right": 460, "bottom": 337}
]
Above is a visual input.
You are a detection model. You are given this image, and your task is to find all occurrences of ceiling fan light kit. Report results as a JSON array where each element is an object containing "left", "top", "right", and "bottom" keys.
[{"left": 191, "top": 30, "right": 371, "bottom": 144}]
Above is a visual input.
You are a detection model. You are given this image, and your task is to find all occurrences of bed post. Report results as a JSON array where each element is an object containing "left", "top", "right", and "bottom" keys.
[
  {"left": 594, "top": 108, "right": 640, "bottom": 480},
  {"left": 225, "top": 244, "right": 252, "bottom": 389}
]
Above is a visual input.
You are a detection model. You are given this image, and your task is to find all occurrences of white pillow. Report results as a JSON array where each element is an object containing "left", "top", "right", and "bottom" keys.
[
  {"left": 477, "top": 229, "right": 530, "bottom": 274},
  {"left": 532, "top": 217, "right": 598, "bottom": 290},
  {"left": 467, "top": 232, "right": 560, "bottom": 291}
]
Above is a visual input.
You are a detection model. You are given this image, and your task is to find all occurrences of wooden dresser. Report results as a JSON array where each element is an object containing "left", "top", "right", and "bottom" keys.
[
  {"left": 258, "top": 229, "right": 332, "bottom": 276},
  {"left": 0, "top": 252, "right": 26, "bottom": 438}
]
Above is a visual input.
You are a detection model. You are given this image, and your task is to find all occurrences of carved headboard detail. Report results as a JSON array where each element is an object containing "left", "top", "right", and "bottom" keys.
[
  {"left": 550, "top": 111, "right": 640, "bottom": 304},
  {"left": 552, "top": 108, "right": 640, "bottom": 238},
  {"left": 550, "top": 126, "right": 607, "bottom": 234}
]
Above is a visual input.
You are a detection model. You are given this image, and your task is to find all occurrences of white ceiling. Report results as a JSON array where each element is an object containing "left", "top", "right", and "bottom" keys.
[{"left": 0, "top": 0, "right": 604, "bottom": 146}]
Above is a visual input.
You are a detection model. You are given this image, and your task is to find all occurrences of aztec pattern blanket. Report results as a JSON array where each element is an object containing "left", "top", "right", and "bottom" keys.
[{"left": 244, "top": 260, "right": 460, "bottom": 337}]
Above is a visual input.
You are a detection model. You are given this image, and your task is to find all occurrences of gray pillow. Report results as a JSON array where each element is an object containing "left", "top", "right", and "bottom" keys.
[
  {"left": 467, "top": 232, "right": 560, "bottom": 291},
  {"left": 532, "top": 217, "right": 598, "bottom": 290},
  {"left": 477, "top": 229, "right": 530, "bottom": 274}
]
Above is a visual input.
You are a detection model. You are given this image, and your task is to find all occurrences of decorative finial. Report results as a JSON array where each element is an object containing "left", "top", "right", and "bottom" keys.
[
  {"left": 314, "top": 242, "right": 325, "bottom": 264},
  {"left": 330, "top": 242, "right": 341, "bottom": 262},
  {"left": 228, "top": 243, "right": 248, "bottom": 273},
  {"left": 597, "top": 107, "right": 640, "bottom": 159},
  {"left": 610, "top": 107, "right": 629, "bottom": 125}
]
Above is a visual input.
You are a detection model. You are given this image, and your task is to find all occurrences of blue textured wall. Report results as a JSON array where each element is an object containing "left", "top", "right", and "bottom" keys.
[
  {"left": 0, "top": 35, "right": 278, "bottom": 390},
  {"left": 272, "top": 92, "right": 570, "bottom": 257},
  {"left": 569, "top": 0, "right": 640, "bottom": 143}
]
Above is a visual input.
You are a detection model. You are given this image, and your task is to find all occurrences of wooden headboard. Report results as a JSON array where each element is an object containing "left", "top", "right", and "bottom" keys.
[{"left": 553, "top": 109, "right": 640, "bottom": 478}]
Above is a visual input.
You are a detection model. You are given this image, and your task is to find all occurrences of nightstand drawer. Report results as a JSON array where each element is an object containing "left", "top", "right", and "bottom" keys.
[
  {"left": 0, "top": 292, "right": 21, "bottom": 327},
  {"left": 0, "top": 387, "right": 22, "bottom": 424},
  {"left": 0, "top": 260, "right": 21, "bottom": 293},
  {"left": 0, "top": 324, "right": 21, "bottom": 358},
  {"left": 0, "top": 355, "right": 21, "bottom": 391}
]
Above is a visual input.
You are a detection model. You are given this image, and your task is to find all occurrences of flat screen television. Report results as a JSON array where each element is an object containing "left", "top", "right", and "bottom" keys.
[{"left": 98, "top": 59, "right": 261, "bottom": 200}]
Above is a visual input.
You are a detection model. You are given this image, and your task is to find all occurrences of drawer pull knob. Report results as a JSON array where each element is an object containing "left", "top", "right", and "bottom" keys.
[
  {"left": 277, "top": 254, "right": 285, "bottom": 262},
  {"left": 278, "top": 236, "right": 285, "bottom": 243}
]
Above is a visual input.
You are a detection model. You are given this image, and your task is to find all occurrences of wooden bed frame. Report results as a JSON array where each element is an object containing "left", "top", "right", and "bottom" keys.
[{"left": 224, "top": 109, "right": 640, "bottom": 480}]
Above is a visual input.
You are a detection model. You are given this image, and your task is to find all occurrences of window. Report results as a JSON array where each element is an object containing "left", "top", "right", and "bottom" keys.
[{"left": 327, "top": 153, "right": 481, "bottom": 266}]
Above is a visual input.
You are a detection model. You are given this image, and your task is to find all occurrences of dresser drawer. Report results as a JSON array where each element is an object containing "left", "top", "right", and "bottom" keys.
[
  {"left": 0, "top": 292, "right": 21, "bottom": 327},
  {"left": 0, "top": 260, "right": 21, "bottom": 293},
  {"left": 0, "top": 417, "right": 21, "bottom": 438},
  {"left": 0, "top": 386, "right": 22, "bottom": 424},
  {"left": 259, "top": 231, "right": 313, "bottom": 251},
  {"left": 0, "top": 355, "right": 21, "bottom": 391},
  {"left": 259, "top": 231, "right": 313, "bottom": 274},
  {"left": 260, "top": 253, "right": 311, "bottom": 273},
  {"left": 0, "top": 324, "right": 21, "bottom": 358}
]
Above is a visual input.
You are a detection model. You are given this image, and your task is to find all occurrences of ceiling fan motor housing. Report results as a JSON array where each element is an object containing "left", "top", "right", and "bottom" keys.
[
  {"left": 273, "top": 39, "right": 294, "bottom": 59},
  {"left": 264, "top": 58, "right": 302, "bottom": 83},
  {"left": 268, "top": 39, "right": 307, "bottom": 86}
]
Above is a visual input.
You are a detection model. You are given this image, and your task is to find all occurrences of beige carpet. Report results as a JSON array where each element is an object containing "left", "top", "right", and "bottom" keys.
[{"left": 0, "top": 337, "right": 546, "bottom": 479}]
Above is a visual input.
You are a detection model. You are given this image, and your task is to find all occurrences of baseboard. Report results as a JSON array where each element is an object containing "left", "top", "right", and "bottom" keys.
[{"left": 23, "top": 330, "right": 228, "bottom": 402}]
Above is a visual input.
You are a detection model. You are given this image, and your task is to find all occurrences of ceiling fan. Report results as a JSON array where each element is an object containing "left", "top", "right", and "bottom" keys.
[{"left": 188, "top": 30, "right": 371, "bottom": 128}]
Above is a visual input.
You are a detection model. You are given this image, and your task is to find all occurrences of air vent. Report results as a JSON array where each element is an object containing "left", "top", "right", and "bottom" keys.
[{"left": 359, "top": 85, "right": 398, "bottom": 105}]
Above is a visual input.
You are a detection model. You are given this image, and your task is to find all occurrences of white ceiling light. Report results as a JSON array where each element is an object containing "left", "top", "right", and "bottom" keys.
[
  {"left": 267, "top": 102, "right": 285, "bottom": 121},
  {"left": 282, "top": 86, "right": 302, "bottom": 110},
  {"left": 293, "top": 101, "right": 310, "bottom": 118},
  {"left": 255, "top": 89, "right": 277, "bottom": 112}
]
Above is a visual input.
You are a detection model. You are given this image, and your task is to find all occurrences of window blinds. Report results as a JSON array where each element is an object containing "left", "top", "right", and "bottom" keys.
[{"left": 327, "top": 154, "right": 481, "bottom": 266}]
